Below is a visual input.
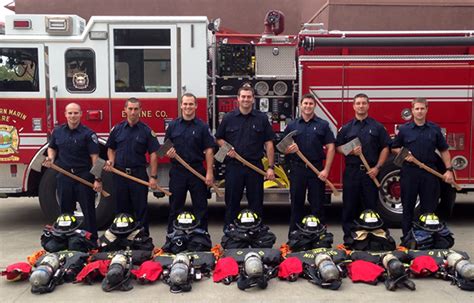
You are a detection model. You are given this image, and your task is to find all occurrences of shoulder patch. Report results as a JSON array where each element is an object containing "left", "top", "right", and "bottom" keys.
[{"left": 91, "top": 134, "right": 99, "bottom": 144}]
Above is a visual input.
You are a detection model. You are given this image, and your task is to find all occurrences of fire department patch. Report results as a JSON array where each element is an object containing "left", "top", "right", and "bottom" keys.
[
  {"left": 91, "top": 134, "right": 98, "bottom": 144},
  {"left": 0, "top": 124, "right": 19, "bottom": 159}
]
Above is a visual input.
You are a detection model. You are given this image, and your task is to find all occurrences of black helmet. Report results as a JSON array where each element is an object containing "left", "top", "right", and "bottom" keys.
[
  {"left": 296, "top": 215, "right": 326, "bottom": 235},
  {"left": 354, "top": 209, "right": 384, "bottom": 230},
  {"left": 172, "top": 211, "right": 200, "bottom": 231},
  {"left": 109, "top": 213, "right": 139, "bottom": 235},
  {"left": 234, "top": 209, "right": 262, "bottom": 229},
  {"left": 413, "top": 213, "right": 444, "bottom": 232},
  {"left": 52, "top": 213, "right": 81, "bottom": 235}
]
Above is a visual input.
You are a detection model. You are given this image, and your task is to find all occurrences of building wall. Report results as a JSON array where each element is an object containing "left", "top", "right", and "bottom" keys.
[{"left": 14, "top": 0, "right": 474, "bottom": 32}]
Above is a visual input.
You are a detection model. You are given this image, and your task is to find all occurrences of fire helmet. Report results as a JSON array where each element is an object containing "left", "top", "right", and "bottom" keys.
[
  {"left": 52, "top": 213, "right": 81, "bottom": 236},
  {"left": 234, "top": 209, "right": 262, "bottom": 229},
  {"left": 172, "top": 211, "right": 200, "bottom": 231},
  {"left": 413, "top": 213, "right": 444, "bottom": 232},
  {"left": 109, "top": 213, "right": 139, "bottom": 235},
  {"left": 296, "top": 215, "right": 326, "bottom": 235},
  {"left": 354, "top": 209, "right": 384, "bottom": 230}
]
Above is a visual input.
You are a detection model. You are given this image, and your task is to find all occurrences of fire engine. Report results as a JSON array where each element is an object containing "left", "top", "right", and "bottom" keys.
[{"left": 1, "top": 11, "right": 473, "bottom": 227}]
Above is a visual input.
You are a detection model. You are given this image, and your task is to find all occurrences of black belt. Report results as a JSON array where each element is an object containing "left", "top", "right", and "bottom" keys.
[
  {"left": 62, "top": 167, "right": 89, "bottom": 174},
  {"left": 115, "top": 166, "right": 145, "bottom": 175},
  {"left": 290, "top": 160, "right": 322, "bottom": 169},
  {"left": 347, "top": 164, "right": 367, "bottom": 171}
]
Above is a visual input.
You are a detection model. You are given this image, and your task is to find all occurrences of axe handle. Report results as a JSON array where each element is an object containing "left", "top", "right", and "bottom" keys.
[
  {"left": 110, "top": 167, "right": 172, "bottom": 196},
  {"left": 296, "top": 150, "right": 340, "bottom": 196},
  {"left": 174, "top": 154, "right": 224, "bottom": 198},
  {"left": 51, "top": 164, "right": 110, "bottom": 197},
  {"left": 234, "top": 154, "right": 286, "bottom": 188},
  {"left": 411, "top": 158, "right": 462, "bottom": 191},
  {"left": 358, "top": 154, "right": 381, "bottom": 188}
]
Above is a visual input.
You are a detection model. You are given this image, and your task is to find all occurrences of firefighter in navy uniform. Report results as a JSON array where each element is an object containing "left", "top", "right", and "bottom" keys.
[
  {"left": 165, "top": 93, "right": 216, "bottom": 233},
  {"left": 215, "top": 84, "right": 276, "bottom": 228},
  {"left": 392, "top": 98, "right": 454, "bottom": 239},
  {"left": 336, "top": 93, "right": 390, "bottom": 244},
  {"left": 43, "top": 102, "right": 102, "bottom": 239},
  {"left": 105, "top": 97, "right": 159, "bottom": 235},
  {"left": 282, "top": 93, "right": 335, "bottom": 233}
]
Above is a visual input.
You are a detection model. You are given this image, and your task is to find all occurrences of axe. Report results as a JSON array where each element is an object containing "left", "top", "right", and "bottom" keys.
[
  {"left": 157, "top": 139, "right": 223, "bottom": 198},
  {"left": 394, "top": 147, "right": 462, "bottom": 191},
  {"left": 90, "top": 158, "right": 172, "bottom": 196},
  {"left": 32, "top": 154, "right": 110, "bottom": 197},
  {"left": 214, "top": 140, "right": 285, "bottom": 188},
  {"left": 276, "top": 130, "right": 339, "bottom": 196},
  {"left": 340, "top": 137, "right": 381, "bottom": 188}
]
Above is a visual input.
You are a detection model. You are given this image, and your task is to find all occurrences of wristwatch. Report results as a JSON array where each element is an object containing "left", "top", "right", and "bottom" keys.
[
  {"left": 150, "top": 175, "right": 158, "bottom": 179},
  {"left": 95, "top": 178, "right": 102, "bottom": 182},
  {"left": 446, "top": 166, "right": 454, "bottom": 172},
  {"left": 268, "top": 164, "right": 275, "bottom": 169}
]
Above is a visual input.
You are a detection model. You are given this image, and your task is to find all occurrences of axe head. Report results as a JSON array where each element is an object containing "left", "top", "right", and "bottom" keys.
[
  {"left": 393, "top": 147, "right": 410, "bottom": 167},
  {"left": 276, "top": 130, "right": 298, "bottom": 153},
  {"left": 90, "top": 158, "right": 107, "bottom": 178},
  {"left": 340, "top": 137, "right": 361, "bottom": 156},
  {"left": 157, "top": 139, "right": 174, "bottom": 158},
  {"left": 31, "top": 154, "right": 46, "bottom": 172},
  {"left": 214, "top": 141, "right": 233, "bottom": 163}
]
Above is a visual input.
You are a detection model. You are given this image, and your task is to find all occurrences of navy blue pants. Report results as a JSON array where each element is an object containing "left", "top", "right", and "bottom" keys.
[
  {"left": 57, "top": 169, "right": 97, "bottom": 238},
  {"left": 167, "top": 165, "right": 209, "bottom": 233},
  {"left": 224, "top": 161, "right": 264, "bottom": 226},
  {"left": 288, "top": 163, "right": 325, "bottom": 233},
  {"left": 342, "top": 165, "right": 379, "bottom": 238},
  {"left": 400, "top": 165, "right": 440, "bottom": 236},
  {"left": 113, "top": 166, "right": 150, "bottom": 235}
]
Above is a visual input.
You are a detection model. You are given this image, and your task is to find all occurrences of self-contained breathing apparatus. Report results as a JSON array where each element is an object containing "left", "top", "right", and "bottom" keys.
[
  {"left": 382, "top": 253, "right": 416, "bottom": 291},
  {"left": 304, "top": 253, "right": 342, "bottom": 290},
  {"left": 30, "top": 253, "right": 62, "bottom": 294},
  {"left": 237, "top": 252, "right": 277, "bottom": 290},
  {"left": 445, "top": 252, "right": 474, "bottom": 291},
  {"left": 101, "top": 250, "right": 133, "bottom": 292}
]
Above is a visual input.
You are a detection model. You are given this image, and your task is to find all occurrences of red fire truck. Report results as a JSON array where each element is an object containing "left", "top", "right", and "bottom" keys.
[{"left": 1, "top": 12, "right": 473, "bottom": 227}]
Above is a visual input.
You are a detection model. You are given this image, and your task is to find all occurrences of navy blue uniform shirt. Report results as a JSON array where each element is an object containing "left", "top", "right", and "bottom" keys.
[
  {"left": 336, "top": 117, "right": 390, "bottom": 166},
  {"left": 165, "top": 117, "right": 216, "bottom": 164},
  {"left": 106, "top": 120, "right": 160, "bottom": 167},
  {"left": 49, "top": 123, "right": 99, "bottom": 169},
  {"left": 283, "top": 116, "right": 335, "bottom": 163},
  {"left": 215, "top": 109, "right": 275, "bottom": 161},
  {"left": 392, "top": 121, "right": 449, "bottom": 164}
]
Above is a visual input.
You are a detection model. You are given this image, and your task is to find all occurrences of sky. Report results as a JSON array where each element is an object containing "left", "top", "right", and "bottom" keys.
[{"left": 0, "top": 0, "right": 14, "bottom": 23}]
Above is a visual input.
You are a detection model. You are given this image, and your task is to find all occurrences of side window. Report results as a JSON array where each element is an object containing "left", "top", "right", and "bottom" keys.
[
  {"left": 65, "top": 49, "right": 96, "bottom": 93},
  {"left": 113, "top": 29, "right": 171, "bottom": 93},
  {"left": 0, "top": 48, "right": 39, "bottom": 92}
]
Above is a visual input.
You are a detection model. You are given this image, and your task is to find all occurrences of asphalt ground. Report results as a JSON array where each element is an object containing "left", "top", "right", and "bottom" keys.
[{"left": 1, "top": 193, "right": 473, "bottom": 302}]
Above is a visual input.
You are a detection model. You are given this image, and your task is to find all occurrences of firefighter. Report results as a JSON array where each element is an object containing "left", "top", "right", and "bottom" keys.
[
  {"left": 43, "top": 102, "right": 101, "bottom": 238},
  {"left": 215, "top": 84, "right": 276, "bottom": 228},
  {"left": 336, "top": 93, "right": 390, "bottom": 244},
  {"left": 282, "top": 93, "right": 335, "bottom": 232},
  {"left": 391, "top": 98, "right": 454, "bottom": 238},
  {"left": 165, "top": 93, "right": 216, "bottom": 233},
  {"left": 105, "top": 97, "right": 160, "bottom": 235}
]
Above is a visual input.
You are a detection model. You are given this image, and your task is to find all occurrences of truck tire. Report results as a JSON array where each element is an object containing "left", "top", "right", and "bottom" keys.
[
  {"left": 38, "top": 168, "right": 115, "bottom": 229},
  {"left": 376, "top": 161, "right": 421, "bottom": 227}
]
